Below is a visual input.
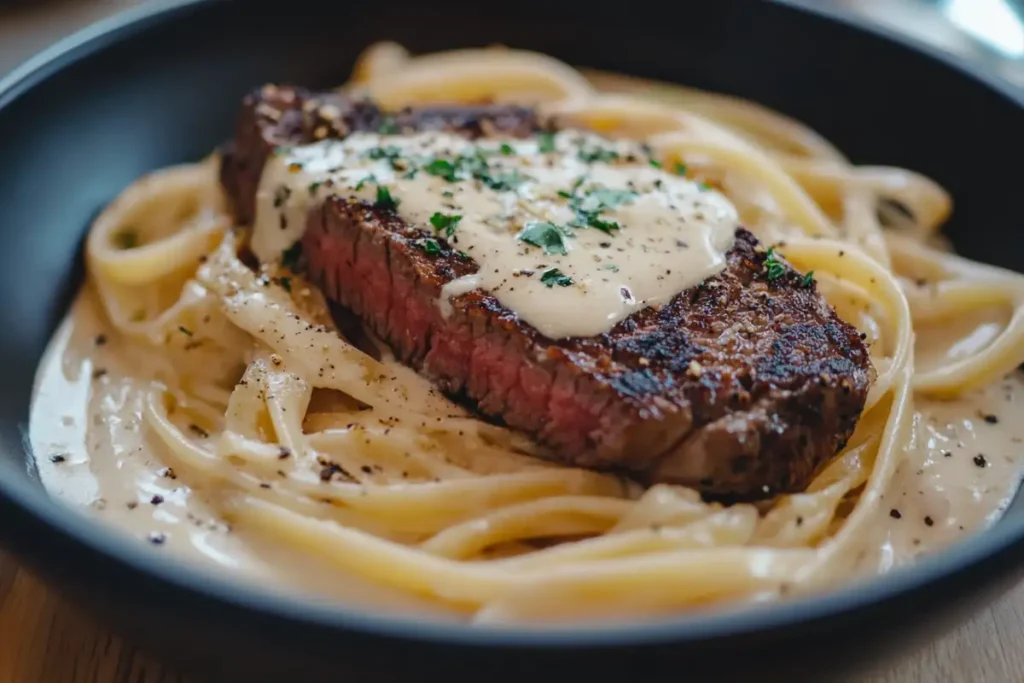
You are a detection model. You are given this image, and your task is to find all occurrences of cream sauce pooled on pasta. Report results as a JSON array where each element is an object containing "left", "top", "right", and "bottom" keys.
[
  {"left": 28, "top": 287, "right": 1024, "bottom": 619},
  {"left": 252, "top": 130, "right": 738, "bottom": 339},
  {"left": 31, "top": 289, "right": 466, "bottom": 619}
]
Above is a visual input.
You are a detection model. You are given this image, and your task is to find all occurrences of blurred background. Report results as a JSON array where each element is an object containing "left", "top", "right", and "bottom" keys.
[{"left": 2, "top": 0, "right": 1024, "bottom": 89}]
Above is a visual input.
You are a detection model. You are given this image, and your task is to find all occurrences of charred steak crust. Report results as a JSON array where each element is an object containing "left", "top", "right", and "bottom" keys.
[{"left": 220, "top": 85, "right": 874, "bottom": 499}]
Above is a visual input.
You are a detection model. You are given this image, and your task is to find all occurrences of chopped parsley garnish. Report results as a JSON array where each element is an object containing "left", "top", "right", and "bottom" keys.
[
  {"left": 354, "top": 174, "right": 376, "bottom": 191},
  {"left": 403, "top": 168, "right": 419, "bottom": 179},
  {"left": 113, "top": 229, "right": 139, "bottom": 250},
  {"left": 698, "top": 181, "right": 712, "bottom": 191},
  {"left": 800, "top": 271, "right": 815, "bottom": 288},
  {"left": 178, "top": 326, "right": 193, "bottom": 337},
  {"left": 374, "top": 185, "right": 399, "bottom": 211},
  {"left": 565, "top": 186, "right": 637, "bottom": 234},
  {"left": 602, "top": 263, "right": 620, "bottom": 272},
  {"left": 763, "top": 247, "right": 785, "bottom": 281},
  {"left": 281, "top": 242, "right": 303, "bottom": 270},
  {"left": 539, "top": 267, "right": 573, "bottom": 288},
  {"left": 538, "top": 132, "right": 556, "bottom": 153},
  {"left": 308, "top": 181, "right": 322, "bottom": 195},
  {"left": 367, "top": 145, "right": 402, "bottom": 162},
  {"left": 378, "top": 116, "right": 400, "bottom": 134},
  {"left": 518, "top": 221, "right": 569, "bottom": 255},
  {"left": 586, "top": 189, "right": 637, "bottom": 208},
  {"left": 418, "top": 238, "right": 442, "bottom": 256},
  {"left": 429, "top": 212, "right": 462, "bottom": 237},
  {"left": 578, "top": 146, "right": 619, "bottom": 164},
  {"left": 424, "top": 159, "right": 458, "bottom": 182},
  {"left": 649, "top": 159, "right": 663, "bottom": 169},
  {"left": 580, "top": 215, "right": 619, "bottom": 234},
  {"left": 421, "top": 149, "right": 530, "bottom": 192},
  {"left": 673, "top": 162, "right": 688, "bottom": 176},
  {"left": 499, "top": 143, "right": 515, "bottom": 156},
  {"left": 482, "top": 169, "right": 527, "bottom": 192}
]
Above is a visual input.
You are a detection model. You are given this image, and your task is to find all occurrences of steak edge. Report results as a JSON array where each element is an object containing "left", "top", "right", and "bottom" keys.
[{"left": 220, "top": 84, "right": 874, "bottom": 499}]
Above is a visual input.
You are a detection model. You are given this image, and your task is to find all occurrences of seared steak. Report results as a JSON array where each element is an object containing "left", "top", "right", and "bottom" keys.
[{"left": 220, "top": 85, "right": 874, "bottom": 499}]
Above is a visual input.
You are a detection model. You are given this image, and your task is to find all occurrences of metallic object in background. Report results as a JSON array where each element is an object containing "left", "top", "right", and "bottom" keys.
[
  {"left": 817, "top": 0, "right": 1024, "bottom": 89},
  {"left": 939, "top": 0, "right": 1024, "bottom": 57}
]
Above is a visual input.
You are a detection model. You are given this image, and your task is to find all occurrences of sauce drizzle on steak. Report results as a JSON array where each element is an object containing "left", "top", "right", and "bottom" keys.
[{"left": 220, "top": 84, "right": 874, "bottom": 499}]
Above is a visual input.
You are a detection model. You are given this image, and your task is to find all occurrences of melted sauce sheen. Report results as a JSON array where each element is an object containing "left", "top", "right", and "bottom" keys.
[
  {"left": 29, "top": 290, "right": 1024, "bottom": 618},
  {"left": 254, "top": 130, "right": 738, "bottom": 339}
]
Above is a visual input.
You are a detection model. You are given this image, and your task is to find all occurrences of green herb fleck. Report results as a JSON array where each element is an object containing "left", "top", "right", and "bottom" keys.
[
  {"left": 178, "top": 326, "right": 193, "bottom": 337},
  {"left": 698, "top": 181, "right": 712, "bottom": 191},
  {"left": 539, "top": 268, "right": 573, "bottom": 288},
  {"left": 764, "top": 247, "right": 785, "bottom": 281},
  {"left": 113, "top": 229, "right": 139, "bottom": 250},
  {"left": 602, "top": 263, "right": 620, "bottom": 273},
  {"left": 586, "top": 216, "right": 619, "bottom": 234},
  {"left": 375, "top": 185, "right": 399, "bottom": 211},
  {"left": 800, "top": 271, "right": 815, "bottom": 288},
  {"left": 367, "top": 145, "right": 402, "bottom": 161},
  {"left": 281, "top": 242, "right": 303, "bottom": 270},
  {"left": 418, "top": 238, "right": 442, "bottom": 256},
  {"left": 424, "top": 159, "right": 458, "bottom": 182},
  {"left": 429, "top": 212, "right": 462, "bottom": 237},
  {"left": 578, "top": 146, "right": 619, "bottom": 164},
  {"left": 354, "top": 174, "right": 376, "bottom": 191},
  {"left": 482, "top": 169, "right": 528, "bottom": 192},
  {"left": 673, "top": 162, "right": 688, "bottom": 176},
  {"left": 518, "top": 221, "right": 569, "bottom": 255},
  {"left": 565, "top": 187, "right": 636, "bottom": 234},
  {"left": 378, "top": 116, "right": 400, "bottom": 134},
  {"left": 499, "top": 143, "right": 515, "bottom": 156},
  {"left": 538, "top": 132, "right": 556, "bottom": 153},
  {"left": 403, "top": 168, "right": 419, "bottom": 179},
  {"left": 586, "top": 188, "right": 637, "bottom": 209},
  {"left": 649, "top": 159, "right": 662, "bottom": 169},
  {"left": 458, "top": 250, "right": 470, "bottom": 259},
  {"left": 308, "top": 181, "right": 322, "bottom": 195}
]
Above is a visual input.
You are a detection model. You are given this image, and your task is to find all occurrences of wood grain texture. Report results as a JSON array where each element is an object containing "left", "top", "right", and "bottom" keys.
[
  {"left": 1, "top": 2, "right": 1023, "bottom": 682},
  {"left": 0, "top": 554, "right": 190, "bottom": 683},
  {"left": 2, "top": 550, "right": 1023, "bottom": 683}
]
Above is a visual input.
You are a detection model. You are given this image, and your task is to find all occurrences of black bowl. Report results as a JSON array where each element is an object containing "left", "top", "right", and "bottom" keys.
[{"left": 2, "top": 1, "right": 1023, "bottom": 681}]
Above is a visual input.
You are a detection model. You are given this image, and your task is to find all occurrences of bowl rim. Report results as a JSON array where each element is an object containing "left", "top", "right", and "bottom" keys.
[{"left": 2, "top": 0, "right": 1024, "bottom": 650}]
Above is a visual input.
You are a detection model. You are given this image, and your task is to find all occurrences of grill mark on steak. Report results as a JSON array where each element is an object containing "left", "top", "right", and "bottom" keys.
[{"left": 220, "top": 84, "right": 874, "bottom": 499}]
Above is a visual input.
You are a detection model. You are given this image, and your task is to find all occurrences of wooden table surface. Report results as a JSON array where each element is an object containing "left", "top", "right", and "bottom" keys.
[{"left": 3, "top": 2, "right": 1024, "bottom": 682}]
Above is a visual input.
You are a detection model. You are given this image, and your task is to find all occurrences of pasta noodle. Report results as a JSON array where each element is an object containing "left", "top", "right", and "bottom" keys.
[{"left": 46, "top": 43, "right": 1024, "bottom": 624}]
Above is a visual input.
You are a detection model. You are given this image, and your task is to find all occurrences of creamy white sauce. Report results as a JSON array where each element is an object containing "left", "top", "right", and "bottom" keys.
[
  {"left": 31, "top": 290, "right": 465, "bottom": 619},
  {"left": 850, "top": 378, "right": 1024, "bottom": 576},
  {"left": 29, "top": 288, "right": 1024, "bottom": 617},
  {"left": 253, "top": 130, "right": 738, "bottom": 339}
]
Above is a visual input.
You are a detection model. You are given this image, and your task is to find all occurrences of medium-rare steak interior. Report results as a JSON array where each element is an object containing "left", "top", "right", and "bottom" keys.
[{"left": 220, "top": 84, "right": 874, "bottom": 499}]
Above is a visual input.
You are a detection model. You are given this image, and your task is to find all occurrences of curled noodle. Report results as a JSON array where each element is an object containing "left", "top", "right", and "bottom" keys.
[{"left": 79, "top": 43, "right": 1024, "bottom": 624}]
